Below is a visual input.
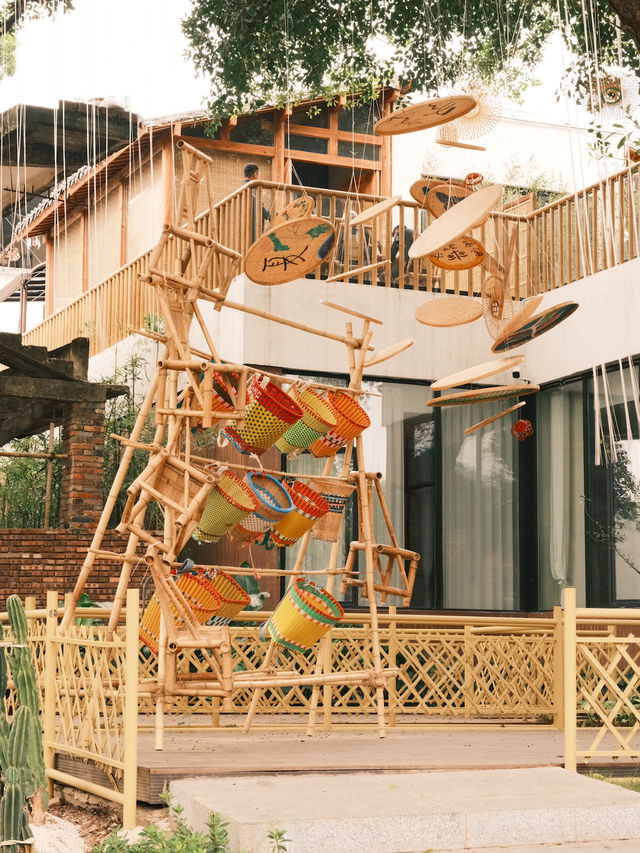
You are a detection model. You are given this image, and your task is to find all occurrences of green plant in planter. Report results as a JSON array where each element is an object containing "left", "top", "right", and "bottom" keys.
[{"left": 0, "top": 595, "right": 48, "bottom": 852}]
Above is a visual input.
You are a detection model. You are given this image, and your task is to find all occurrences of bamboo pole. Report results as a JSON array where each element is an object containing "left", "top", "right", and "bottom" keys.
[
  {"left": 60, "top": 370, "right": 160, "bottom": 634},
  {"left": 43, "top": 590, "right": 57, "bottom": 799},
  {"left": 122, "top": 588, "right": 139, "bottom": 830},
  {"left": 563, "top": 587, "right": 577, "bottom": 772}
]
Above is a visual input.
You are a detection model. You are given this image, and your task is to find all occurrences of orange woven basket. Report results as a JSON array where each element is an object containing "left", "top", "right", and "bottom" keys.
[
  {"left": 139, "top": 572, "right": 222, "bottom": 654},
  {"left": 202, "top": 570, "right": 252, "bottom": 625},
  {"left": 308, "top": 391, "right": 370, "bottom": 457},
  {"left": 270, "top": 481, "right": 330, "bottom": 547}
]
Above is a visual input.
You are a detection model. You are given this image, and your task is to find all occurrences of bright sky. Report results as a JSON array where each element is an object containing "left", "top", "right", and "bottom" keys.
[{"left": 0, "top": 0, "right": 209, "bottom": 118}]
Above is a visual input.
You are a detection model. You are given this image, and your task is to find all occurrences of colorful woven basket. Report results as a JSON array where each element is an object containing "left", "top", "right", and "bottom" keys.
[
  {"left": 275, "top": 387, "right": 337, "bottom": 454},
  {"left": 193, "top": 470, "right": 258, "bottom": 543},
  {"left": 270, "top": 481, "right": 330, "bottom": 547},
  {"left": 139, "top": 572, "right": 222, "bottom": 654},
  {"left": 308, "top": 391, "right": 370, "bottom": 457},
  {"left": 266, "top": 577, "right": 344, "bottom": 651},
  {"left": 203, "top": 570, "right": 252, "bottom": 625},
  {"left": 228, "top": 471, "right": 294, "bottom": 543},
  {"left": 222, "top": 375, "right": 303, "bottom": 455},
  {"left": 309, "top": 478, "right": 356, "bottom": 542}
]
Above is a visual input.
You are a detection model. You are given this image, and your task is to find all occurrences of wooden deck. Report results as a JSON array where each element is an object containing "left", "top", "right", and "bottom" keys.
[{"left": 54, "top": 724, "right": 590, "bottom": 804}]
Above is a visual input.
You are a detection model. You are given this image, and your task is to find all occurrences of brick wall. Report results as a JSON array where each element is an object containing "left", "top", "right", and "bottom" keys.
[
  {"left": 0, "top": 529, "right": 151, "bottom": 607},
  {"left": 59, "top": 399, "right": 106, "bottom": 529}
]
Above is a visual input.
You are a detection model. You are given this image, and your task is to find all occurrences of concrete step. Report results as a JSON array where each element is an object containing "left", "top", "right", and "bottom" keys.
[{"left": 171, "top": 767, "right": 640, "bottom": 853}]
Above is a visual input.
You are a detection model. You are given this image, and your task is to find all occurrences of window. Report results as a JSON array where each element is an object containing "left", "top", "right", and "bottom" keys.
[
  {"left": 229, "top": 116, "right": 274, "bottom": 146},
  {"left": 287, "top": 134, "right": 328, "bottom": 155},
  {"left": 337, "top": 140, "right": 381, "bottom": 161},
  {"left": 585, "top": 363, "right": 640, "bottom": 605}
]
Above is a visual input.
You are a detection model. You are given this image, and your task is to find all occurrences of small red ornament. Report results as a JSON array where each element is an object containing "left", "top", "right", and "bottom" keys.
[
  {"left": 511, "top": 419, "right": 534, "bottom": 441},
  {"left": 464, "top": 172, "right": 484, "bottom": 188}
]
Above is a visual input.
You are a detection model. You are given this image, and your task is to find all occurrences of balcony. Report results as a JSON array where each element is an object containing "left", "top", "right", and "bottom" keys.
[{"left": 22, "top": 165, "right": 640, "bottom": 358}]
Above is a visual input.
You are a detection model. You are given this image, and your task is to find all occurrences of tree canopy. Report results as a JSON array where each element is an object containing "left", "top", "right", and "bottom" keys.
[{"left": 182, "top": 0, "right": 640, "bottom": 125}]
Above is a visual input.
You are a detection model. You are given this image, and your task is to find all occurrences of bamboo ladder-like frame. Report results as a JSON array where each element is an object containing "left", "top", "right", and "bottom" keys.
[{"left": 59, "top": 138, "right": 419, "bottom": 745}]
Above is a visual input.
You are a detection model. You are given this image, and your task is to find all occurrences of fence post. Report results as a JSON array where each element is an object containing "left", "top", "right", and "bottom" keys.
[
  {"left": 122, "top": 588, "right": 139, "bottom": 830},
  {"left": 553, "top": 605, "right": 564, "bottom": 730},
  {"left": 43, "top": 590, "right": 58, "bottom": 798},
  {"left": 563, "top": 586, "right": 577, "bottom": 772},
  {"left": 388, "top": 606, "right": 397, "bottom": 727}
]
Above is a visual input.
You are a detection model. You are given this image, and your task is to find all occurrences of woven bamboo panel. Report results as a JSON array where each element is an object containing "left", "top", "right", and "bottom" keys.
[{"left": 576, "top": 634, "right": 640, "bottom": 761}]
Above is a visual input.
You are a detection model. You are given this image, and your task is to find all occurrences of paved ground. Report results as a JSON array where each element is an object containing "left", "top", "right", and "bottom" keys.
[{"left": 171, "top": 766, "right": 640, "bottom": 853}]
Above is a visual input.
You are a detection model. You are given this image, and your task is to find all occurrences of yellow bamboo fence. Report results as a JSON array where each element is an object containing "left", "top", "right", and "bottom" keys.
[
  {"left": 563, "top": 586, "right": 640, "bottom": 772},
  {"left": 23, "top": 165, "right": 639, "bottom": 358},
  {"left": 6, "top": 588, "right": 640, "bottom": 825}
]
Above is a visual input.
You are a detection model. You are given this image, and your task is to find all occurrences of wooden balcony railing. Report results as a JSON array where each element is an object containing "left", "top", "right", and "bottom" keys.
[{"left": 23, "top": 165, "right": 640, "bottom": 358}]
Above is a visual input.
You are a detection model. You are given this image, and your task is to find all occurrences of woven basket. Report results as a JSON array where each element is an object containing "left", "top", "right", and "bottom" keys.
[
  {"left": 266, "top": 577, "right": 344, "bottom": 651},
  {"left": 270, "top": 481, "right": 330, "bottom": 547},
  {"left": 228, "top": 471, "right": 293, "bottom": 543},
  {"left": 308, "top": 391, "right": 370, "bottom": 457},
  {"left": 193, "top": 470, "right": 258, "bottom": 543},
  {"left": 139, "top": 572, "right": 222, "bottom": 654},
  {"left": 222, "top": 375, "right": 302, "bottom": 455},
  {"left": 275, "top": 387, "right": 337, "bottom": 454},
  {"left": 203, "top": 570, "right": 252, "bottom": 625},
  {"left": 309, "top": 478, "right": 356, "bottom": 542}
]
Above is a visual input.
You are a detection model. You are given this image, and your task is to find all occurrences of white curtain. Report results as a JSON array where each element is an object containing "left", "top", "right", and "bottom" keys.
[
  {"left": 441, "top": 400, "right": 518, "bottom": 610},
  {"left": 537, "top": 384, "right": 585, "bottom": 609}
]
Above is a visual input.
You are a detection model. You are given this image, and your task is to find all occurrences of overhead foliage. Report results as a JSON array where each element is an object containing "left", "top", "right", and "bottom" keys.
[
  {"left": 0, "top": 0, "right": 73, "bottom": 35},
  {"left": 183, "top": 0, "right": 639, "bottom": 126}
]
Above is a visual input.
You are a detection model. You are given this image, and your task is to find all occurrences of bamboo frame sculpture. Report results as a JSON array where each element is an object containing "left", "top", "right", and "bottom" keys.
[{"left": 60, "top": 139, "right": 420, "bottom": 744}]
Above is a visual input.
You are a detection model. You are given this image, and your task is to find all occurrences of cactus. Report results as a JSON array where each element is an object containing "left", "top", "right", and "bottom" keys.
[{"left": 0, "top": 595, "right": 48, "bottom": 850}]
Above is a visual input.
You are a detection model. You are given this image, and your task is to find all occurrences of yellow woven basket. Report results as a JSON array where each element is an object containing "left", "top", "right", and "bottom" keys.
[
  {"left": 266, "top": 577, "right": 344, "bottom": 651},
  {"left": 222, "top": 375, "right": 303, "bottom": 455},
  {"left": 193, "top": 471, "right": 258, "bottom": 543},
  {"left": 275, "top": 387, "right": 337, "bottom": 454}
]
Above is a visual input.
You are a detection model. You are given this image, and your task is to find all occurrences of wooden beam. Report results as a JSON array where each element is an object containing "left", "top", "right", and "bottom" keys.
[
  {"left": 0, "top": 375, "right": 111, "bottom": 402},
  {"left": 44, "top": 236, "right": 54, "bottom": 318},
  {"left": 81, "top": 210, "right": 88, "bottom": 292},
  {"left": 119, "top": 178, "right": 128, "bottom": 267},
  {"left": 0, "top": 333, "right": 77, "bottom": 380}
]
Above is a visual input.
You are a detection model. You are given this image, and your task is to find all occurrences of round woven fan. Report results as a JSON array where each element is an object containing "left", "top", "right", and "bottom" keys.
[
  {"left": 435, "top": 123, "right": 486, "bottom": 151},
  {"left": 481, "top": 274, "right": 516, "bottom": 340},
  {"left": 441, "top": 88, "right": 501, "bottom": 141},
  {"left": 588, "top": 68, "right": 640, "bottom": 123}
]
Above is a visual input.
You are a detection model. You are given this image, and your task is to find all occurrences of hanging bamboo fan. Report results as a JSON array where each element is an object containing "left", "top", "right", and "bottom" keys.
[
  {"left": 244, "top": 216, "right": 335, "bottom": 285},
  {"left": 440, "top": 89, "right": 501, "bottom": 140},
  {"left": 409, "top": 177, "right": 453, "bottom": 207},
  {"left": 436, "top": 123, "right": 486, "bottom": 151},
  {"left": 409, "top": 184, "right": 503, "bottom": 259},
  {"left": 463, "top": 401, "right": 526, "bottom": 435},
  {"left": 481, "top": 275, "right": 518, "bottom": 339},
  {"left": 491, "top": 300, "right": 579, "bottom": 353},
  {"left": 349, "top": 195, "right": 402, "bottom": 227},
  {"left": 425, "top": 182, "right": 473, "bottom": 218},
  {"left": 428, "top": 235, "right": 486, "bottom": 271},
  {"left": 374, "top": 95, "right": 477, "bottom": 136},
  {"left": 428, "top": 383, "right": 539, "bottom": 408},
  {"left": 587, "top": 68, "right": 640, "bottom": 122},
  {"left": 364, "top": 338, "right": 414, "bottom": 368},
  {"left": 431, "top": 355, "right": 525, "bottom": 391},
  {"left": 272, "top": 196, "right": 315, "bottom": 226},
  {"left": 415, "top": 296, "right": 483, "bottom": 327}
]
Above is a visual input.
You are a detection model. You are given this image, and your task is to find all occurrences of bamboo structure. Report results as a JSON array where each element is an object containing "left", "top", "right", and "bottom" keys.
[{"left": 60, "top": 142, "right": 419, "bottom": 745}]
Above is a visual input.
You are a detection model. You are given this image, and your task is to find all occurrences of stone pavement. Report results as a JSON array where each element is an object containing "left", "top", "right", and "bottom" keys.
[{"left": 171, "top": 766, "right": 640, "bottom": 853}]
